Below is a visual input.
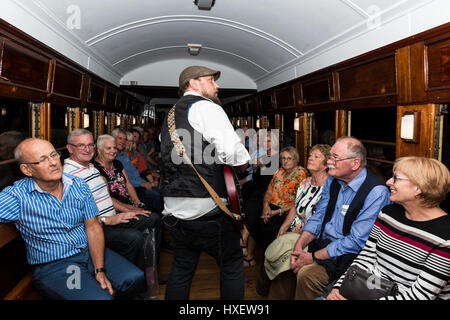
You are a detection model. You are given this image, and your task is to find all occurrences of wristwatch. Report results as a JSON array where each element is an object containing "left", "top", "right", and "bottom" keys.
[
  {"left": 94, "top": 267, "right": 106, "bottom": 276},
  {"left": 100, "top": 216, "right": 106, "bottom": 224}
]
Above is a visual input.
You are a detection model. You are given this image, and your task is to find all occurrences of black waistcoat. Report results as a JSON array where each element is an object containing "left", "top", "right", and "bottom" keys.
[
  {"left": 160, "top": 95, "right": 227, "bottom": 198},
  {"left": 308, "top": 169, "right": 386, "bottom": 282}
]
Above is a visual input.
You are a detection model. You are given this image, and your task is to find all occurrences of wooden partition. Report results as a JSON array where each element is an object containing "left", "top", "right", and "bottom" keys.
[{"left": 396, "top": 104, "right": 437, "bottom": 158}]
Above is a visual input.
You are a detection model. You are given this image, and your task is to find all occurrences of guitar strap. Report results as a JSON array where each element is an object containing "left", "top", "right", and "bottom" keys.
[{"left": 167, "top": 105, "right": 241, "bottom": 221}]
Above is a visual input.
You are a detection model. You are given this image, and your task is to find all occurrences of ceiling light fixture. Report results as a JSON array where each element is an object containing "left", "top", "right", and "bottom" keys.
[
  {"left": 194, "top": 0, "right": 215, "bottom": 10},
  {"left": 187, "top": 43, "right": 202, "bottom": 56}
]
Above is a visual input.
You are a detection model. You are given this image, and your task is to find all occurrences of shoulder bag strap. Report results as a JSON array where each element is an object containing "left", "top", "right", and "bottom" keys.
[{"left": 167, "top": 105, "right": 241, "bottom": 221}]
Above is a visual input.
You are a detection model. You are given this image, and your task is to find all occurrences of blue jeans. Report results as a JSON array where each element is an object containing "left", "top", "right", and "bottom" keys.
[
  {"left": 163, "top": 211, "right": 244, "bottom": 300},
  {"left": 32, "top": 247, "right": 145, "bottom": 300}
]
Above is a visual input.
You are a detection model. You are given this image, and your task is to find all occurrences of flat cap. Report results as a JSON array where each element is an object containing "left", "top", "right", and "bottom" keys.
[{"left": 179, "top": 65, "right": 221, "bottom": 88}]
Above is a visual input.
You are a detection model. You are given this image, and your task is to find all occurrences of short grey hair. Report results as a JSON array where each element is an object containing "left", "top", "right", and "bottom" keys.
[
  {"left": 111, "top": 128, "right": 126, "bottom": 138},
  {"left": 67, "top": 128, "right": 93, "bottom": 144},
  {"left": 336, "top": 136, "right": 367, "bottom": 168},
  {"left": 96, "top": 134, "right": 115, "bottom": 151}
]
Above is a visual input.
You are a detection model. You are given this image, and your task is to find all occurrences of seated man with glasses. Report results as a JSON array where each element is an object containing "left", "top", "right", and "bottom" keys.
[
  {"left": 63, "top": 129, "right": 162, "bottom": 271},
  {"left": 0, "top": 137, "right": 145, "bottom": 299},
  {"left": 275, "top": 136, "right": 391, "bottom": 300}
]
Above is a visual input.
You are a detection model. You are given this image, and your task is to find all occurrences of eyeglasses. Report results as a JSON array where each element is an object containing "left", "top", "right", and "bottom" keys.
[
  {"left": 392, "top": 175, "right": 409, "bottom": 183},
  {"left": 21, "top": 151, "right": 61, "bottom": 165},
  {"left": 69, "top": 143, "right": 95, "bottom": 150},
  {"left": 329, "top": 155, "right": 355, "bottom": 163},
  {"left": 281, "top": 157, "right": 294, "bottom": 161}
]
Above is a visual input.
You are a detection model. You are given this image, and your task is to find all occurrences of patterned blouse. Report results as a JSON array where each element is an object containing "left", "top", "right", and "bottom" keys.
[
  {"left": 267, "top": 165, "right": 307, "bottom": 210},
  {"left": 93, "top": 159, "right": 133, "bottom": 206},
  {"left": 289, "top": 177, "right": 324, "bottom": 232}
]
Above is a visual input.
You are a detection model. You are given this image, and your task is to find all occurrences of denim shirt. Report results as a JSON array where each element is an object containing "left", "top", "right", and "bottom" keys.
[
  {"left": 116, "top": 151, "right": 145, "bottom": 188},
  {"left": 303, "top": 169, "right": 391, "bottom": 258}
]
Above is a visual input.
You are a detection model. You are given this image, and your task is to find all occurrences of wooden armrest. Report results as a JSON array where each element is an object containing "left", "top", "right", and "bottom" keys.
[{"left": 0, "top": 223, "right": 19, "bottom": 248}]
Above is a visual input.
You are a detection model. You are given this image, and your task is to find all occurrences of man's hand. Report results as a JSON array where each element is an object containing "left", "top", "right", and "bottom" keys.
[
  {"left": 324, "top": 288, "right": 347, "bottom": 300},
  {"left": 95, "top": 272, "right": 114, "bottom": 296},
  {"left": 234, "top": 163, "right": 249, "bottom": 175},
  {"left": 290, "top": 250, "right": 313, "bottom": 273}
]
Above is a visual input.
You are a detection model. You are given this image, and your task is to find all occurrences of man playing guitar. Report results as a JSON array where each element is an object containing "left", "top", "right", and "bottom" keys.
[{"left": 160, "top": 65, "right": 250, "bottom": 300}]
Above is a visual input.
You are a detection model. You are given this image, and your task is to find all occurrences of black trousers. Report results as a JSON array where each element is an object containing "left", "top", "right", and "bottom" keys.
[
  {"left": 103, "top": 214, "right": 162, "bottom": 270},
  {"left": 163, "top": 209, "right": 244, "bottom": 300}
]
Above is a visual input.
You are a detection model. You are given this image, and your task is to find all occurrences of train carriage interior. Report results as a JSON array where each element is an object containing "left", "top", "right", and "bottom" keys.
[{"left": 0, "top": 0, "right": 449, "bottom": 301}]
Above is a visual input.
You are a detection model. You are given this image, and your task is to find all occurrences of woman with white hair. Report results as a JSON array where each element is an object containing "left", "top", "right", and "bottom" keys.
[{"left": 93, "top": 134, "right": 147, "bottom": 212}]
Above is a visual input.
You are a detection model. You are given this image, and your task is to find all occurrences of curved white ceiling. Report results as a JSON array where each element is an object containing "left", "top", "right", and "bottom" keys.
[{"left": 1, "top": 0, "right": 449, "bottom": 91}]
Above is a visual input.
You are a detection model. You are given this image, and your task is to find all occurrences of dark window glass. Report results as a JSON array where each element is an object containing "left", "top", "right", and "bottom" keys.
[
  {"left": 312, "top": 111, "right": 335, "bottom": 146},
  {"left": 282, "top": 113, "right": 295, "bottom": 148},
  {"left": 50, "top": 105, "right": 68, "bottom": 149},
  {"left": 0, "top": 98, "right": 29, "bottom": 190},
  {"left": 351, "top": 107, "right": 396, "bottom": 182}
]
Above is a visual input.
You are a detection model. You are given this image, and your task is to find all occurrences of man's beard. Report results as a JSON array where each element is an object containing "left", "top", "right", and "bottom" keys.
[{"left": 202, "top": 90, "right": 221, "bottom": 105}]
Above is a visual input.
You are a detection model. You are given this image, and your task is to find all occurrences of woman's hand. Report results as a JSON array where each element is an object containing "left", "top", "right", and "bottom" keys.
[
  {"left": 261, "top": 204, "right": 272, "bottom": 223},
  {"left": 324, "top": 288, "right": 347, "bottom": 300},
  {"left": 277, "top": 224, "right": 290, "bottom": 237},
  {"left": 108, "top": 211, "right": 151, "bottom": 225}
]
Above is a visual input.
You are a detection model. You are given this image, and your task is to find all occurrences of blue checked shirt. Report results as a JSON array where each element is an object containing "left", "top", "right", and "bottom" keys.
[{"left": 0, "top": 173, "right": 99, "bottom": 265}]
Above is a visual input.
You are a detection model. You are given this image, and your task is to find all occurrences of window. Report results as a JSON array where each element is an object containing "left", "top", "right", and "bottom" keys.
[
  {"left": 50, "top": 105, "right": 68, "bottom": 149},
  {"left": 0, "top": 98, "right": 29, "bottom": 190},
  {"left": 350, "top": 107, "right": 396, "bottom": 182}
]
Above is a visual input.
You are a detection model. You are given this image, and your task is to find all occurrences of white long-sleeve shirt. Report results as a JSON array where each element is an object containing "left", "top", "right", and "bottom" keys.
[{"left": 163, "top": 91, "right": 250, "bottom": 220}]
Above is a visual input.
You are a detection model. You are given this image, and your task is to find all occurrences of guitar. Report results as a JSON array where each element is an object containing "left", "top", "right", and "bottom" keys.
[{"left": 223, "top": 165, "right": 245, "bottom": 229}]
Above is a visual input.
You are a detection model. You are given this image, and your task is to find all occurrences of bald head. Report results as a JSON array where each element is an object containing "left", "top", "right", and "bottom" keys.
[
  {"left": 14, "top": 138, "right": 48, "bottom": 164},
  {"left": 14, "top": 138, "right": 62, "bottom": 182}
]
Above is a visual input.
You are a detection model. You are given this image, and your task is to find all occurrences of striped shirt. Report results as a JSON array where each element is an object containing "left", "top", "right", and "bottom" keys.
[
  {"left": 0, "top": 174, "right": 99, "bottom": 265},
  {"left": 335, "top": 204, "right": 450, "bottom": 300},
  {"left": 63, "top": 159, "right": 115, "bottom": 217}
]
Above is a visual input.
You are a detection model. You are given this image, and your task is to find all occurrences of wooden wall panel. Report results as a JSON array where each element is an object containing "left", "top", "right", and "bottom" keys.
[
  {"left": 425, "top": 35, "right": 450, "bottom": 102},
  {"left": 274, "top": 85, "right": 295, "bottom": 113},
  {"left": 295, "top": 113, "right": 307, "bottom": 167},
  {"left": 0, "top": 38, "right": 51, "bottom": 92},
  {"left": 88, "top": 79, "right": 105, "bottom": 106},
  {"left": 301, "top": 74, "right": 333, "bottom": 105},
  {"left": 335, "top": 110, "right": 347, "bottom": 139},
  {"left": 396, "top": 104, "right": 436, "bottom": 158},
  {"left": 335, "top": 55, "right": 397, "bottom": 110},
  {"left": 260, "top": 92, "right": 275, "bottom": 114},
  {"left": 396, "top": 43, "right": 428, "bottom": 104},
  {"left": 51, "top": 61, "right": 83, "bottom": 100}
]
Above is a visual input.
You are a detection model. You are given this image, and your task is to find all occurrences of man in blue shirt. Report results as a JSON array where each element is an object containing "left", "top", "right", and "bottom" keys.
[
  {"left": 112, "top": 128, "right": 163, "bottom": 214},
  {"left": 269, "top": 136, "right": 390, "bottom": 300},
  {"left": 0, "top": 138, "right": 144, "bottom": 300}
]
